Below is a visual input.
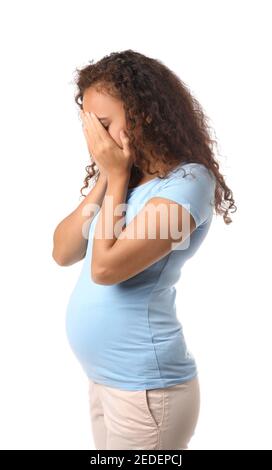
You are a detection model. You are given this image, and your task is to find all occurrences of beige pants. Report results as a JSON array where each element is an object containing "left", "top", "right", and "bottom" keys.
[{"left": 88, "top": 376, "right": 200, "bottom": 450}]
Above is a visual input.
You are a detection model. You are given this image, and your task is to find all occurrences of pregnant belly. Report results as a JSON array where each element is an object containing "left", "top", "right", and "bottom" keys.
[{"left": 65, "top": 286, "right": 153, "bottom": 370}]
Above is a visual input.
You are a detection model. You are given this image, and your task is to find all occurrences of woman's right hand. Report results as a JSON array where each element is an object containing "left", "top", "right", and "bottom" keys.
[{"left": 80, "top": 110, "right": 108, "bottom": 181}]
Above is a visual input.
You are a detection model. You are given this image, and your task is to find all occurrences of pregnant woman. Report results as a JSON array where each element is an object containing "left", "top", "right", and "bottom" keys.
[{"left": 52, "top": 49, "right": 236, "bottom": 450}]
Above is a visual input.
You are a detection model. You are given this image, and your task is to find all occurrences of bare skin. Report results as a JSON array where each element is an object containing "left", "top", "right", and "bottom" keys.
[
  {"left": 52, "top": 87, "right": 160, "bottom": 266},
  {"left": 52, "top": 174, "right": 107, "bottom": 266},
  {"left": 80, "top": 86, "right": 163, "bottom": 184},
  {"left": 52, "top": 87, "right": 196, "bottom": 273}
]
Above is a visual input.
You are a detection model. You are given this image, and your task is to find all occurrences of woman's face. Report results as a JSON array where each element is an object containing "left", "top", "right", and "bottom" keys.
[{"left": 82, "top": 86, "right": 128, "bottom": 149}]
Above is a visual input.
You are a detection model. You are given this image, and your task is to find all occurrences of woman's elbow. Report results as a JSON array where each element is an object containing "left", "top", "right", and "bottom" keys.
[
  {"left": 91, "top": 264, "right": 116, "bottom": 285},
  {"left": 52, "top": 248, "right": 70, "bottom": 266}
]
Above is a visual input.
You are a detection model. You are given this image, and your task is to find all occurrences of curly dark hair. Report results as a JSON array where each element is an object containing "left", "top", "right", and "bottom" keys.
[{"left": 73, "top": 49, "right": 237, "bottom": 224}]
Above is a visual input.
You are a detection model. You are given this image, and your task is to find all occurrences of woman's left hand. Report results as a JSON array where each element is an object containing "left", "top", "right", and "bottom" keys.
[{"left": 80, "top": 110, "right": 134, "bottom": 178}]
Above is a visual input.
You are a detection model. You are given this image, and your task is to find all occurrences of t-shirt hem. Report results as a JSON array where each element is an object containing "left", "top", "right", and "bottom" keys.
[{"left": 86, "top": 371, "right": 199, "bottom": 391}]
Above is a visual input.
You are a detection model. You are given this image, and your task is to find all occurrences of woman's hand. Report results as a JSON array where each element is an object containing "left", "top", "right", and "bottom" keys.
[
  {"left": 80, "top": 111, "right": 104, "bottom": 177},
  {"left": 80, "top": 110, "right": 134, "bottom": 179}
]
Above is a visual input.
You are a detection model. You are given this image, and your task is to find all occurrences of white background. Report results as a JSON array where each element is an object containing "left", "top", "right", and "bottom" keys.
[{"left": 0, "top": 0, "right": 271, "bottom": 450}]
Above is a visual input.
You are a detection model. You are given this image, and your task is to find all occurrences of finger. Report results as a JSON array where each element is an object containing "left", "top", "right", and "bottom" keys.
[
  {"left": 80, "top": 110, "right": 88, "bottom": 128},
  {"left": 82, "top": 115, "right": 99, "bottom": 156},
  {"left": 81, "top": 117, "right": 95, "bottom": 154},
  {"left": 82, "top": 126, "right": 94, "bottom": 156},
  {"left": 120, "top": 130, "right": 131, "bottom": 157},
  {"left": 89, "top": 112, "right": 108, "bottom": 141},
  {"left": 84, "top": 112, "right": 102, "bottom": 144}
]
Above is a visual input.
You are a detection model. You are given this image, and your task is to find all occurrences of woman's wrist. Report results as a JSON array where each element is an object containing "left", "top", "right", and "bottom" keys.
[
  {"left": 107, "top": 171, "right": 130, "bottom": 186},
  {"left": 97, "top": 172, "right": 108, "bottom": 185}
]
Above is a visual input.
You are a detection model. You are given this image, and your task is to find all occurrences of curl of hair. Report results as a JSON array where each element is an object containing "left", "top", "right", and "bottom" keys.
[{"left": 73, "top": 49, "right": 237, "bottom": 224}]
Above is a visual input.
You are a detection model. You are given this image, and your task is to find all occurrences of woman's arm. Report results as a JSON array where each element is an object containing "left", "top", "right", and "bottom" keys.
[
  {"left": 52, "top": 173, "right": 107, "bottom": 267},
  {"left": 91, "top": 174, "right": 196, "bottom": 285}
]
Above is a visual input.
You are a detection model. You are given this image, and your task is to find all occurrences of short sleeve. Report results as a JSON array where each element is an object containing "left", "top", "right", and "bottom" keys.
[{"left": 151, "top": 163, "right": 216, "bottom": 229}]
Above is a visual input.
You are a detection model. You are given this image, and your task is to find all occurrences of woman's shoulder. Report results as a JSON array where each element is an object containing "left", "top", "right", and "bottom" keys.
[{"left": 161, "top": 161, "right": 216, "bottom": 185}]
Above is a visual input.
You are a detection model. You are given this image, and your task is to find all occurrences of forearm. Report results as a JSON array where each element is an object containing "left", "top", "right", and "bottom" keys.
[
  {"left": 91, "top": 173, "right": 130, "bottom": 275},
  {"left": 52, "top": 173, "right": 108, "bottom": 266}
]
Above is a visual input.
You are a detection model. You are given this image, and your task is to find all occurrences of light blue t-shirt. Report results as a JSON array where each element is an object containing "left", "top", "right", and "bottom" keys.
[{"left": 65, "top": 162, "right": 216, "bottom": 391}]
